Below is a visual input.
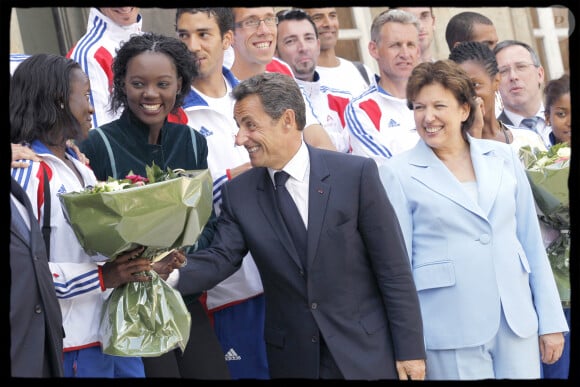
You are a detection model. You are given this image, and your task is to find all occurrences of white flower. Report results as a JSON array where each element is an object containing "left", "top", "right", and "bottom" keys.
[
  {"left": 92, "top": 180, "right": 130, "bottom": 193},
  {"left": 535, "top": 155, "right": 552, "bottom": 168},
  {"left": 556, "top": 147, "right": 571, "bottom": 158}
]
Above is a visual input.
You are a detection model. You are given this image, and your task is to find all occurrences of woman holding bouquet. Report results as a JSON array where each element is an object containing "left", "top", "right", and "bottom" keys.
[
  {"left": 378, "top": 60, "right": 568, "bottom": 380},
  {"left": 540, "top": 73, "right": 571, "bottom": 379},
  {"left": 544, "top": 73, "right": 571, "bottom": 147},
  {"left": 10, "top": 54, "right": 182, "bottom": 377},
  {"left": 78, "top": 32, "right": 230, "bottom": 379}
]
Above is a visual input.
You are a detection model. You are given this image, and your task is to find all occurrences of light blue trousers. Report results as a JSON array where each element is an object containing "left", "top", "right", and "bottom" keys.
[{"left": 426, "top": 306, "right": 541, "bottom": 380}]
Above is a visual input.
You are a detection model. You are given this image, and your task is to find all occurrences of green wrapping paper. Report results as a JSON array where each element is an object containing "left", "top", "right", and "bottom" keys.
[
  {"left": 58, "top": 169, "right": 213, "bottom": 356},
  {"left": 59, "top": 170, "right": 213, "bottom": 260},
  {"left": 100, "top": 271, "right": 191, "bottom": 357},
  {"left": 519, "top": 145, "right": 570, "bottom": 303}
]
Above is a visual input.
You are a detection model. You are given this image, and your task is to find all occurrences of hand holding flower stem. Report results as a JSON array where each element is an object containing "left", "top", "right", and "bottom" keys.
[
  {"left": 101, "top": 246, "right": 152, "bottom": 288},
  {"left": 152, "top": 250, "right": 187, "bottom": 280}
]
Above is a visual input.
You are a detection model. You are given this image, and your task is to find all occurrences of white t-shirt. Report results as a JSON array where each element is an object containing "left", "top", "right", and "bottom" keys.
[
  {"left": 507, "top": 125, "right": 548, "bottom": 152},
  {"left": 316, "top": 57, "right": 376, "bottom": 98},
  {"left": 223, "top": 46, "right": 235, "bottom": 69}
]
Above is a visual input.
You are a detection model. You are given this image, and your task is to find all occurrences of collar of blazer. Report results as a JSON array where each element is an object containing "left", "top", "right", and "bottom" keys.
[{"left": 406, "top": 136, "right": 506, "bottom": 218}]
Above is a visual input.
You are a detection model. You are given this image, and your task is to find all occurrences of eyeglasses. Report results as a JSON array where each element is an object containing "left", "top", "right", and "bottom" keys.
[
  {"left": 498, "top": 62, "right": 537, "bottom": 78},
  {"left": 234, "top": 16, "right": 278, "bottom": 30}
]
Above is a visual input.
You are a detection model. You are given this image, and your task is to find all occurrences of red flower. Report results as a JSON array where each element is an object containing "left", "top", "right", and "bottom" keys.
[{"left": 125, "top": 174, "right": 149, "bottom": 185}]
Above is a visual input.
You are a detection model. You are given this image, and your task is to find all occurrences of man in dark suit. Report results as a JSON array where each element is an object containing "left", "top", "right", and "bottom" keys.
[
  {"left": 10, "top": 176, "right": 64, "bottom": 377},
  {"left": 494, "top": 40, "right": 550, "bottom": 148},
  {"left": 175, "top": 72, "right": 426, "bottom": 379}
]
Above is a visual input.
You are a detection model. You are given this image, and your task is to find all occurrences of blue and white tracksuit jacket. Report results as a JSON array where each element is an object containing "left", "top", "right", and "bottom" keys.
[
  {"left": 344, "top": 76, "right": 419, "bottom": 164},
  {"left": 11, "top": 140, "right": 110, "bottom": 352},
  {"left": 296, "top": 72, "right": 353, "bottom": 153},
  {"left": 67, "top": 7, "right": 142, "bottom": 128}
]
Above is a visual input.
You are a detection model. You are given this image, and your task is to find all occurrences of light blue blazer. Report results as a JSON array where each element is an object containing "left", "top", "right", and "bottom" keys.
[{"left": 378, "top": 135, "right": 568, "bottom": 350}]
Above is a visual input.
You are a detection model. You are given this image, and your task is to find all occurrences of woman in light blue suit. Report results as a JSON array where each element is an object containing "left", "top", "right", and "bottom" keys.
[{"left": 378, "top": 60, "right": 568, "bottom": 380}]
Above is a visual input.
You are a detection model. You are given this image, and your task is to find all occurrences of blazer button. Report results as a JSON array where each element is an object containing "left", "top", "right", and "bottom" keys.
[
  {"left": 479, "top": 234, "right": 491, "bottom": 244},
  {"left": 311, "top": 336, "right": 318, "bottom": 343},
  {"left": 35, "top": 304, "right": 42, "bottom": 314},
  {"left": 299, "top": 270, "right": 305, "bottom": 276},
  {"left": 311, "top": 302, "right": 318, "bottom": 310}
]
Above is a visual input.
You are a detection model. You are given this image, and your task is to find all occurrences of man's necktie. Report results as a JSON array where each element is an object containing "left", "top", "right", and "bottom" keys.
[
  {"left": 274, "top": 171, "right": 307, "bottom": 267},
  {"left": 520, "top": 116, "right": 540, "bottom": 132}
]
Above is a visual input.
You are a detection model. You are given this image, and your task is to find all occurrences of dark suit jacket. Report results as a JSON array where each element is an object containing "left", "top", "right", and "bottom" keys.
[
  {"left": 497, "top": 110, "right": 515, "bottom": 126},
  {"left": 178, "top": 146, "right": 425, "bottom": 379},
  {"left": 10, "top": 177, "right": 64, "bottom": 377}
]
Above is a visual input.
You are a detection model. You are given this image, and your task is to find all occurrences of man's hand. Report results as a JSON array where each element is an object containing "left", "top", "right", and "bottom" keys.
[
  {"left": 11, "top": 141, "right": 90, "bottom": 168},
  {"left": 66, "top": 140, "right": 90, "bottom": 165},
  {"left": 11, "top": 143, "right": 41, "bottom": 168},
  {"left": 228, "top": 162, "right": 252, "bottom": 180},
  {"left": 395, "top": 359, "right": 426, "bottom": 380},
  {"left": 468, "top": 96, "right": 485, "bottom": 139},
  {"left": 303, "top": 123, "right": 336, "bottom": 151},
  {"left": 152, "top": 249, "right": 186, "bottom": 280}
]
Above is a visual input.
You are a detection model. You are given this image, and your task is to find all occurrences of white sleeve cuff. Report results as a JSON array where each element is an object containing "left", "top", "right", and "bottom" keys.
[{"left": 165, "top": 269, "right": 180, "bottom": 288}]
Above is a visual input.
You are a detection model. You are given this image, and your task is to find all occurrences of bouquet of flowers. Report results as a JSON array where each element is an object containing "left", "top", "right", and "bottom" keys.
[
  {"left": 59, "top": 164, "right": 213, "bottom": 260},
  {"left": 519, "top": 143, "right": 570, "bottom": 303},
  {"left": 59, "top": 163, "right": 213, "bottom": 357}
]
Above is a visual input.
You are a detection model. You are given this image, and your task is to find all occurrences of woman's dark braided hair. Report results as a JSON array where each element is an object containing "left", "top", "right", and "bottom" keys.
[
  {"left": 110, "top": 32, "right": 198, "bottom": 115},
  {"left": 448, "top": 40, "right": 499, "bottom": 78}
]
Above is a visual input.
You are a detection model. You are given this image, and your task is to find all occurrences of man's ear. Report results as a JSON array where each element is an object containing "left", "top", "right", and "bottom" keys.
[
  {"left": 537, "top": 65, "right": 545, "bottom": 88},
  {"left": 223, "top": 30, "right": 234, "bottom": 50},
  {"left": 282, "top": 108, "right": 296, "bottom": 130},
  {"left": 368, "top": 40, "right": 379, "bottom": 61}
]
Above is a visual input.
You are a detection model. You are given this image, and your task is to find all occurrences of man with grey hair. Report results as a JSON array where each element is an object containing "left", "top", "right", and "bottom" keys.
[
  {"left": 173, "top": 71, "right": 427, "bottom": 379},
  {"left": 344, "top": 9, "right": 421, "bottom": 164},
  {"left": 494, "top": 40, "right": 550, "bottom": 147}
]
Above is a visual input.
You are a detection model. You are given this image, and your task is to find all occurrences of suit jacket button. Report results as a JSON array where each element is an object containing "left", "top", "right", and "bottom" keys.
[
  {"left": 311, "top": 302, "right": 318, "bottom": 310},
  {"left": 299, "top": 270, "right": 305, "bottom": 276},
  {"left": 311, "top": 336, "right": 318, "bottom": 343},
  {"left": 35, "top": 304, "right": 42, "bottom": 314},
  {"left": 479, "top": 234, "right": 491, "bottom": 244}
]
